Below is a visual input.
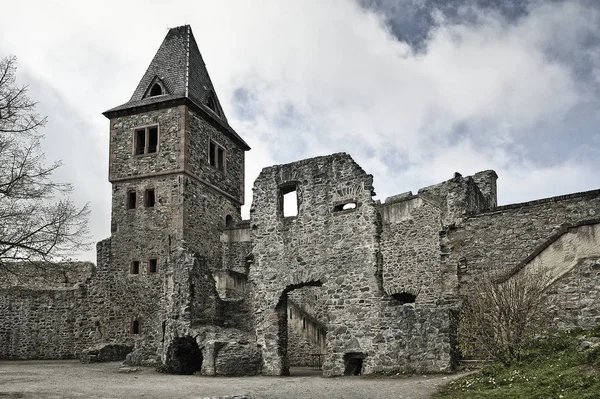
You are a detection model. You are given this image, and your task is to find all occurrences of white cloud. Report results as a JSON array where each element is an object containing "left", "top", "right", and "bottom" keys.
[{"left": 1, "top": 0, "right": 599, "bottom": 261}]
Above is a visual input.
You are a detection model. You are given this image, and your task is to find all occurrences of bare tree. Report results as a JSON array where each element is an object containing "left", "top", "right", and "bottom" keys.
[
  {"left": 457, "top": 270, "right": 555, "bottom": 366},
  {"left": 0, "top": 55, "right": 90, "bottom": 275}
]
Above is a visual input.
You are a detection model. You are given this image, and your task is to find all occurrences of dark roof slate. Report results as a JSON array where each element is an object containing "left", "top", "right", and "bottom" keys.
[{"left": 104, "top": 25, "right": 249, "bottom": 150}]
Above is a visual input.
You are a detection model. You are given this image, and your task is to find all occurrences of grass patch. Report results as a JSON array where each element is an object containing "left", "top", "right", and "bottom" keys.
[{"left": 434, "top": 327, "right": 600, "bottom": 399}]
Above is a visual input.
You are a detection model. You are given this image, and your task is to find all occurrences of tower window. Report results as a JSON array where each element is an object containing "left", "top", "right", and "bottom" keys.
[
  {"left": 209, "top": 140, "right": 226, "bottom": 172},
  {"left": 130, "top": 261, "right": 140, "bottom": 274},
  {"left": 144, "top": 189, "right": 155, "bottom": 208},
  {"left": 148, "top": 258, "right": 158, "bottom": 273},
  {"left": 127, "top": 191, "right": 137, "bottom": 209},
  {"left": 131, "top": 320, "right": 140, "bottom": 335},
  {"left": 134, "top": 126, "right": 159, "bottom": 155},
  {"left": 150, "top": 83, "right": 162, "bottom": 96},
  {"left": 225, "top": 214, "right": 233, "bottom": 227}
]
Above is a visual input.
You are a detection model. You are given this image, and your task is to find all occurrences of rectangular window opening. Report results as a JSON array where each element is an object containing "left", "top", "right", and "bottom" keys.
[
  {"left": 148, "top": 258, "right": 158, "bottom": 273},
  {"left": 147, "top": 127, "right": 158, "bottom": 153},
  {"left": 282, "top": 189, "right": 298, "bottom": 217},
  {"left": 132, "top": 320, "right": 140, "bottom": 335},
  {"left": 135, "top": 129, "right": 145, "bottom": 155},
  {"left": 209, "top": 140, "right": 226, "bottom": 172},
  {"left": 144, "top": 189, "right": 155, "bottom": 208},
  {"left": 134, "top": 126, "right": 158, "bottom": 155},
  {"left": 217, "top": 147, "right": 224, "bottom": 171},
  {"left": 127, "top": 191, "right": 137, "bottom": 209},
  {"left": 209, "top": 141, "right": 216, "bottom": 166},
  {"left": 130, "top": 261, "right": 140, "bottom": 274}
]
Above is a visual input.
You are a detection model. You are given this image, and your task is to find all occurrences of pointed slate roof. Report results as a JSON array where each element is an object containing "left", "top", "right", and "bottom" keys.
[{"left": 104, "top": 25, "right": 249, "bottom": 150}]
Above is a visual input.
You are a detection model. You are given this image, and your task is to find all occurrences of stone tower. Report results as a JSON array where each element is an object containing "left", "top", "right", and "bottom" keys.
[{"left": 101, "top": 25, "right": 250, "bottom": 351}]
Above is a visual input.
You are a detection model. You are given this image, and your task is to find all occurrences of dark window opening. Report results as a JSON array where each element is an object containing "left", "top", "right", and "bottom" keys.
[
  {"left": 148, "top": 258, "right": 158, "bottom": 273},
  {"left": 150, "top": 83, "right": 162, "bottom": 96},
  {"left": 302, "top": 317, "right": 306, "bottom": 330},
  {"left": 145, "top": 189, "right": 155, "bottom": 208},
  {"left": 134, "top": 126, "right": 159, "bottom": 155},
  {"left": 130, "top": 261, "right": 140, "bottom": 274},
  {"left": 135, "top": 129, "right": 145, "bottom": 155},
  {"left": 127, "top": 191, "right": 136, "bottom": 209},
  {"left": 208, "top": 140, "right": 225, "bottom": 171},
  {"left": 217, "top": 147, "right": 224, "bottom": 171},
  {"left": 147, "top": 127, "right": 158, "bottom": 153},
  {"left": 391, "top": 292, "right": 417, "bottom": 304},
  {"left": 344, "top": 352, "right": 365, "bottom": 376},
  {"left": 132, "top": 320, "right": 140, "bottom": 335},
  {"left": 289, "top": 308, "right": 292, "bottom": 319},
  {"left": 209, "top": 141, "right": 216, "bottom": 166},
  {"left": 225, "top": 214, "right": 233, "bottom": 227},
  {"left": 333, "top": 201, "right": 358, "bottom": 212},
  {"left": 280, "top": 184, "right": 299, "bottom": 217},
  {"left": 161, "top": 321, "right": 166, "bottom": 342}
]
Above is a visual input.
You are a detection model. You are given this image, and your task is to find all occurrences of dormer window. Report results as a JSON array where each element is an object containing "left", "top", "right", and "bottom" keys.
[
  {"left": 150, "top": 83, "right": 162, "bottom": 96},
  {"left": 206, "top": 92, "right": 221, "bottom": 117},
  {"left": 143, "top": 77, "right": 167, "bottom": 99}
]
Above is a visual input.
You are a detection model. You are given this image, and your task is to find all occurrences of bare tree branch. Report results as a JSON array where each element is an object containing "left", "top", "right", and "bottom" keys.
[{"left": 0, "top": 55, "right": 91, "bottom": 275}]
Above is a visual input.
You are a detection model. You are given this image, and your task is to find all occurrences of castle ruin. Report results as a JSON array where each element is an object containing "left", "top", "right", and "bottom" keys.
[{"left": 1, "top": 25, "right": 599, "bottom": 377}]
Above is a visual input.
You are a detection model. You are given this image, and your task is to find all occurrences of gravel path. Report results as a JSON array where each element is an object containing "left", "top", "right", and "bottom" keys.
[{"left": 0, "top": 361, "right": 463, "bottom": 399}]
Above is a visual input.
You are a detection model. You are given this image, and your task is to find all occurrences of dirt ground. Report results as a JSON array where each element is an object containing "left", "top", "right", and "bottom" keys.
[{"left": 0, "top": 360, "right": 463, "bottom": 399}]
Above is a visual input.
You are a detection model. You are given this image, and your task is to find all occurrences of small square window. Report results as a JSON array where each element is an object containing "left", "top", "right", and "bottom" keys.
[
  {"left": 127, "top": 191, "right": 137, "bottom": 209},
  {"left": 148, "top": 258, "right": 158, "bottom": 273},
  {"left": 144, "top": 189, "right": 155, "bottom": 208},
  {"left": 130, "top": 261, "right": 140, "bottom": 274}
]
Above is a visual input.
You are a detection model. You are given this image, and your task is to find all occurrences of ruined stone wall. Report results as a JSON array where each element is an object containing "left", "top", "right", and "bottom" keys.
[
  {"left": 451, "top": 189, "right": 600, "bottom": 291},
  {"left": 250, "top": 153, "right": 454, "bottom": 376},
  {"left": 379, "top": 197, "right": 449, "bottom": 304},
  {"left": 0, "top": 288, "right": 82, "bottom": 359},
  {"left": 0, "top": 263, "right": 95, "bottom": 359},
  {"left": 221, "top": 226, "right": 252, "bottom": 274}
]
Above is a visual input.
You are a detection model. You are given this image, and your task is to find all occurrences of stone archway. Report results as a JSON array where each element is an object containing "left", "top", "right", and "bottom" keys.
[{"left": 256, "top": 279, "right": 325, "bottom": 376}]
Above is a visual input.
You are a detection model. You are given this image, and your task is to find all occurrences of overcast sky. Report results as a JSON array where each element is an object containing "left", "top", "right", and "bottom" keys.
[{"left": 1, "top": 0, "right": 600, "bottom": 262}]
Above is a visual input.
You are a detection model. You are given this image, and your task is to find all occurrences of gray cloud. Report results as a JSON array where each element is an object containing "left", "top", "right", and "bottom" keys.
[{"left": 1, "top": 0, "right": 599, "bottom": 262}]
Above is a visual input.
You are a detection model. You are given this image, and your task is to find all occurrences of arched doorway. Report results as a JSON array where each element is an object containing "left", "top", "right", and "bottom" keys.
[{"left": 274, "top": 280, "right": 327, "bottom": 376}]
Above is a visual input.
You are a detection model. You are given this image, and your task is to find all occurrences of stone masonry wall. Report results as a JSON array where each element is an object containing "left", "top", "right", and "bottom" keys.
[
  {"left": 379, "top": 197, "right": 448, "bottom": 304},
  {"left": 250, "top": 153, "right": 454, "bottom": 376},
  {"left": 0, "top": 287, "right": 84, "bottom": 359},
  {"left": 187, "top": 109, "right": 245, "bottom": 204},
  {"left": 547, "top": 257, "right": 600, "bottom": 330},
  {"left": 451, "top": 189, "right": 600, "bottom": 292},
  {"left": 0, "top": 263, "right": 94, "bottom": 359}
]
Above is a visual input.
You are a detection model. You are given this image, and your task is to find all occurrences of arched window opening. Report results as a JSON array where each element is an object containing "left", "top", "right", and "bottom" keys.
[
  {"left": 225, "top": 214, "right": 234, "bottom": 227},
  {"left": 150, "top": 83, "right": 162, "bottom": 96}
]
